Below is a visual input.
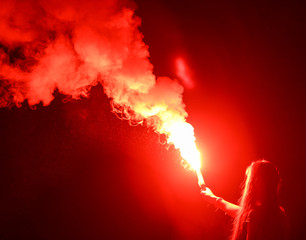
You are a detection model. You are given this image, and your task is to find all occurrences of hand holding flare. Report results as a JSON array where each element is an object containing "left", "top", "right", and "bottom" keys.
[{"left": 200, "top": 187, "right": 220, "bottom": 204}]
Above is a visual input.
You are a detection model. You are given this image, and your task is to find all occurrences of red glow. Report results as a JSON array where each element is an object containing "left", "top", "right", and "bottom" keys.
[{"left": 175, "top": 57, "right": 194, "bottom": 89}]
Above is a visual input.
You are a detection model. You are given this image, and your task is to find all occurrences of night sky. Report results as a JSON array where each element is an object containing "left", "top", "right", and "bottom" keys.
[{"left": 1, "top": 1, "right": 306, "bottom": 239}]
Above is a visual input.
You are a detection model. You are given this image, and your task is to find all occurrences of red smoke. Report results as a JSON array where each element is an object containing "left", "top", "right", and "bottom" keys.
[
  {"left": 0, "top": 0, "right": 186, "bottom": 130},
  {"left": 0, "top": 0, "right": 190, "bottom": 150},
  {"left": 0, "top": 0, "right": 150, "bottom": 104},
  {"left": 0, "top": 0, "right": 201, "bottom": 174}
]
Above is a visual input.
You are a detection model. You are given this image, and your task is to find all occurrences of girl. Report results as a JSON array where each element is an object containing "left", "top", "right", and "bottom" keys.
[{"left": 201, "top": 160, "right": 287, "bottom": 240}]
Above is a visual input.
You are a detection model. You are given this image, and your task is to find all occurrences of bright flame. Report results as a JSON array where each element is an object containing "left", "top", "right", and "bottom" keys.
[
  {"left": 160, "top": 119, "right": 205, "bottom": 187},
  {"left": 166, "top": 121, "right": 201, "bottom": 170}
]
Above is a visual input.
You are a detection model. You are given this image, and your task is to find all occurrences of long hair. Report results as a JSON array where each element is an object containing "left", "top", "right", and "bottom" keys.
[{"left": 231, "top": 160, "right": 281, "bottom": 240}]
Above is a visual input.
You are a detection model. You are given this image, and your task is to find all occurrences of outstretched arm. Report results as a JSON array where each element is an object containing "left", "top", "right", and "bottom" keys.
[{"left": 200, "top": 188, "right": 240, "bottom": 218}]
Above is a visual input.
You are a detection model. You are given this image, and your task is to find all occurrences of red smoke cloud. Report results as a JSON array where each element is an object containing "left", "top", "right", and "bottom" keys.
[
  {"left": 0, "top": 0, "right": 151, "bottom": 104},
  {"left": 0, "top": 0, "right": 195, "bottom": 160},
  {"left": 0, "top": 0, "right": 186, "bottom": 124}
]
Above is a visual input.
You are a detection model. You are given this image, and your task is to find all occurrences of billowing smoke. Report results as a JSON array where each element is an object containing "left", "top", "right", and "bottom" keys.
[{"left": 0, "top": 0, "right": 194, "bottom": 155}]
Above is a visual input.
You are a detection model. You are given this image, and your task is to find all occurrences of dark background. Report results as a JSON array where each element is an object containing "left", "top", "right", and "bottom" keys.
[{"left": 1, "top": 1, "right": 305, "bottom": 239}]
